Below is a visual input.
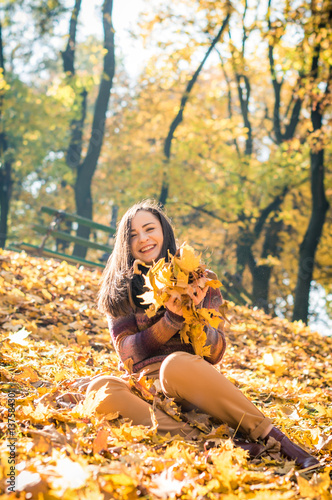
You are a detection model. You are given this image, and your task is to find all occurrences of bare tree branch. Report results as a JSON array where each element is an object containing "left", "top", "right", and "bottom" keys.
[
  {"left": 184, "top": 202, "right": 240, "bottom": 224},
  {"left": 159, "top": 10, "right": 231, "bottom": 205},
  {"left": 254, "top": 186, "right": 288, "bottom": 238},
  {"left": 241, "top": 0, "right": 248, "bottom": 58},
  {"left": 229, "top": 14, "right": 252, "bottom": 156},
  {"left": 215, "top": 47, "right": 241, "bottom": 156}
]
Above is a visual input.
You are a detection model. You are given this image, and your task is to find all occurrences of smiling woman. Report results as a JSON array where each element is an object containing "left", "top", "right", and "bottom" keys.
[
  {"left": 98, "top": 199, "right": 177, "bottom": 317},
  {"left": 92, "top": 199, "right": 320, "bottom": 469}
]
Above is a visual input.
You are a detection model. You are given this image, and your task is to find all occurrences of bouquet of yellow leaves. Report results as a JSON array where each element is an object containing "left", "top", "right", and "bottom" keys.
[{"left": 134, "top": 243, "right": 228, "bottom": 358}]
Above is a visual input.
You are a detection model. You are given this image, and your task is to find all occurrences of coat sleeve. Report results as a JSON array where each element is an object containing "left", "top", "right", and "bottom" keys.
[
  {"left": 201, "top": 287, "right": 227, "bottom": 365},
  {"left": 108, "top": 309, "right": 184, "bottom": 366}
]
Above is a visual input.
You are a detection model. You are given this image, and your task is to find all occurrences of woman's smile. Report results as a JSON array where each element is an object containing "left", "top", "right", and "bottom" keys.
[{"left": 140, "top": 244, "right": 156, "bottom": 253}]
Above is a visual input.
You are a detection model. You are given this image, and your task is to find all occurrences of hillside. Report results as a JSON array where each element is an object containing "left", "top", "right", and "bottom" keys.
[{"left": 0, "top": 249, "right": 331, "bottom": 499}]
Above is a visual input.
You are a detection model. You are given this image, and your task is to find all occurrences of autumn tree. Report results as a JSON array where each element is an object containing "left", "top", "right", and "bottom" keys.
[
  {"left": 293, "top": 0, "right": 331, "bottom": 323},
  {"left": 60, "top": 0, "right": 115, "bottom": 259},
  {"left": 3, "top": 0, "right": 331, "bottom": 329},
  {"left": 221, "top": 0, "right": 308, "bottom": 312},
  {"left": 0, "top": 0, "right": 69, "bottom": 248},
  {"left": 109, "top": 0, "right": 331, "bottom": 325},
  {"left": 159, "top": 7, "right": 232, "bottom": 205},
  {"left": 139, "top": 0, "right": 307, "bottom": 313}
]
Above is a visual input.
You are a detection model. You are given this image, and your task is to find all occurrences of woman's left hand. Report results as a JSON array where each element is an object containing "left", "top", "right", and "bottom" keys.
[
  {"left": 189, "top": 285, "right": 208, "bottom": 306},
  {"left": 165, "top": 285, "right": 208, "bottom": 315}
]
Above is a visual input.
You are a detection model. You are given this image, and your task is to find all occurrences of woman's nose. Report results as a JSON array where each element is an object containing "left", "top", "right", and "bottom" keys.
[{"left": 138, "top": 231, "right": 148, "bottom": 243}]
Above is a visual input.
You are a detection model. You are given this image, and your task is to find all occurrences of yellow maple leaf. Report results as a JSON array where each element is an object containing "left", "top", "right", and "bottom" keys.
[
  {"left": 205, "top": 278, "right": 222, "bottom": 289},
  {"left": 176, "top": 271, "right": 189, "bottom": 287},
  {"left": 138, "top": 290, "right": 156, "bottom": 307},
  {"left": 198, "top": 308, "right": 222, "bottom": 329},
  {"left": 174, "top": 243, "right": 201, "bottom": 274},
  {"left": 73, "top": 385, "right": 109, "bottom": 418},
  {"left": 157, "top": 264, "right": 173, "bottom": 285},
  {"left": 14, "top": 366, "right": 40, "bottom": 383},
  {"left": 179, "top": 323, "right": 190, "bottom": 344},
  {"left": 21, "top": 402, "right": 53, "bottom": 423},
  {"left": 189, "top": 323, "right": 211, "bottom": 358}
]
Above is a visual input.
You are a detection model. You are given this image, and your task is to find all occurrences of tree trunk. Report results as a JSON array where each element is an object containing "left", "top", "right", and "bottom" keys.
[
  {"left": 0, "top": 140, "right": 12, "bottom": 249},
  {"left": 292, "top": 149, "right": 329, "bottom": 322},
  {"left": 292, "top": 48, "right": 330, "bottom": 323},
  {"left": 0, "top": 19, "right": 12, "bottom": 249},
  {"left": 242, "top": 0, "right": 303, "bottom": 312},
  {"left": 231, "top": 1, "right": 303, "bottom": 306},
  {"left": 234, "top": 212, "right": 252, "bottom": 282},
  {"left": 61, "top": 0, "right": 82, "bottom": 74},
  {"left": 73, "top": 0, "right": 115, "bottom": 257},
  {"left": 61, "top": 0, "right": 88, "bottom": 172},
  {"left": 235, "top": 74, "right": 252, "bottom": 155},
  {"left": 235, "top": 188, "right": 287, "bottom": 285},
  {"left": 252, "top": 265, "right": 271, "bottom": 312},
  {"left": 251, "top": 214, "right": 283, "bottom": 313}
]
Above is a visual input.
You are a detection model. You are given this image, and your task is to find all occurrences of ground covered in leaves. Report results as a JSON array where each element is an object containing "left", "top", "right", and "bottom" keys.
[{"left": 0, "top": 249, "right": 331, "bottom": 500}]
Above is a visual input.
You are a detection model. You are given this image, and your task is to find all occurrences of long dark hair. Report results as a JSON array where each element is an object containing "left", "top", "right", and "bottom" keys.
[{"left": 98, "top": 199, "right": 177, "bottom": 317}]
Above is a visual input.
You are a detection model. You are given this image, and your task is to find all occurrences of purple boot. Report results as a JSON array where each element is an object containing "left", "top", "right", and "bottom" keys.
[{"left": 265, "top": 427, "right": 320, "bottom": 469}]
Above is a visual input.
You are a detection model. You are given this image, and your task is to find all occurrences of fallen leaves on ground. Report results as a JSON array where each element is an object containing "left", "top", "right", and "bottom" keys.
[{"left": 0, "top": 249, "right": 331, "bottom": 499}]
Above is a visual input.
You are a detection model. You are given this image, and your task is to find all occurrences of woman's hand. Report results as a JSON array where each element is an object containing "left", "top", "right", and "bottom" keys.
[
  {"left": 165, "top": 295, "right": 183, "bottom": 316},
  {"left": 165, "top": 284, "right": 209, "bottom": 316},
  {"left": 188, "top": 285, "right": 209, "bottom": 306}
]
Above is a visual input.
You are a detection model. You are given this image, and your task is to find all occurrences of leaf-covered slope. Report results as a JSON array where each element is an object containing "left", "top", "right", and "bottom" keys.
[{"left": 0, "top": 249, "right": 331, "bottom": 499}]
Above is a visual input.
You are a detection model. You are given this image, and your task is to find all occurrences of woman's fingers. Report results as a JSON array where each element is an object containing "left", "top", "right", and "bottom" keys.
[
  {"left": 166, "top": 284, "right": 209, "bottom": 312},
  {"left": 165, "top": 295, "right": 183, "bottom": 315},
  {"left": 192, "top": 285, "right": 208, "bottom": 305}
]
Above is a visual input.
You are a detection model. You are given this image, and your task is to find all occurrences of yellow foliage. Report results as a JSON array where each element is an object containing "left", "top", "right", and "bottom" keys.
[
  {"left": 297, "top": 471, "right": 331, "bottom": 499},
  {"left": 137, "top": 243, "right": 224, "bottom": 357}
]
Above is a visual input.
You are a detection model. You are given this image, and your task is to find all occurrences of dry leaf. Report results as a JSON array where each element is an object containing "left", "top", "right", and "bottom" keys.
[
  {"left": 7, "top": 327, "right": 31, "bottom": 346},
  {"left": 138, "top": 243, "right": 226, "bottom": 357},
  {"left": 93, "top": 428, "right": 110, "bottom": 455},
  {"left": 73, "top": 385, "right": 109, "bottom": 418}
]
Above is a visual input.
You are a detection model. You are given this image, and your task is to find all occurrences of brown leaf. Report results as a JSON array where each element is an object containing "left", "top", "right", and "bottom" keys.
[{"left": 93, "top": 428, "right": 110, "bottom": 455}]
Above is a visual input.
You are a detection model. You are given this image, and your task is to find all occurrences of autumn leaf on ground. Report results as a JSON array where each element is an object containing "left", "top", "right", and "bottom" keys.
[
  {"left": 6, "top": 327, "right": 31, "bottom": 346},
  {"left": 93, "top": 428, "right": 110, "bottom": 455},
  {"left": 297, "top": 471, "right": 331, "bottom": 499},
  {"left": 72, "top": 385, "right": 109, "bottom": 418}
]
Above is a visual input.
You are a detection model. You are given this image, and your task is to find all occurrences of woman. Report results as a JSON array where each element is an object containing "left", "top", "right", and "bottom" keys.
[{"left": 87, "top": 199, "right": 319, "bottom": 469}]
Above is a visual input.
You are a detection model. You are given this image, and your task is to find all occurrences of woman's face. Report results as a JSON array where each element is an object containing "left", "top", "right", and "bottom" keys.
[{"left": 130, "top": 210, "right": 164, "bottom": 264}]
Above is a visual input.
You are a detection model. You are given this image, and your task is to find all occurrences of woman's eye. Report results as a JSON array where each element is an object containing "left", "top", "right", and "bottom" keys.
[{"left": 147, "top": 227, "right": 154, "bottom": 232}]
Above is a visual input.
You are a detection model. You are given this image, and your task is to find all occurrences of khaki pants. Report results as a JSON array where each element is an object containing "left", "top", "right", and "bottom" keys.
[{"left": 86, "top": 351, "right": 272, "bottom": 440}]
